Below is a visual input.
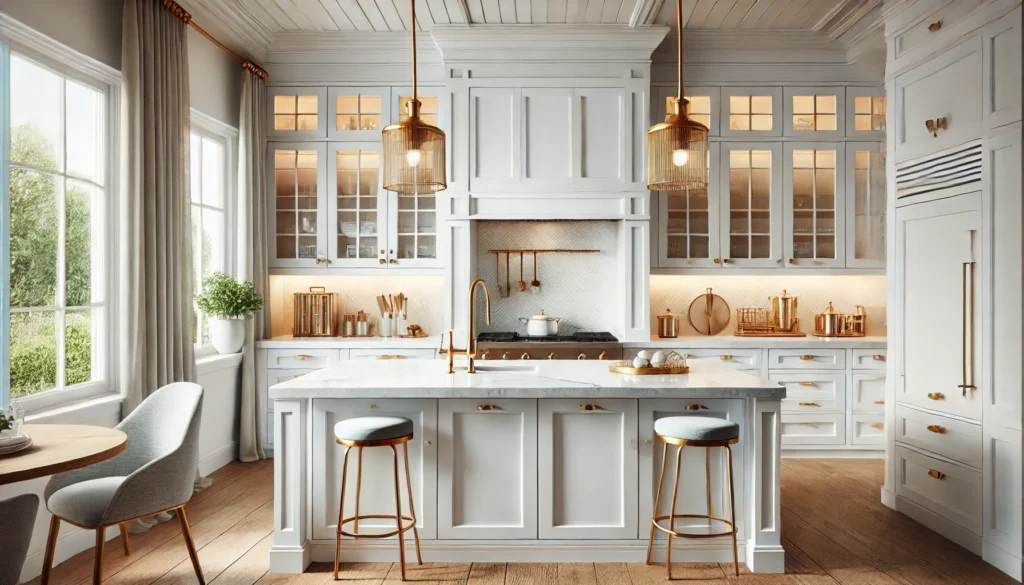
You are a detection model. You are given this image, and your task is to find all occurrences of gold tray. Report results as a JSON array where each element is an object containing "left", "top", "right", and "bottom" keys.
[
  {"left": 609, "top": 364, "right": 690, "bottom": 375},
  {"left": 810, "top": 331, "right": 866, "bottom": 338},
  {"left": 734, "top": 330, "right": 807, "bottom": 337}
]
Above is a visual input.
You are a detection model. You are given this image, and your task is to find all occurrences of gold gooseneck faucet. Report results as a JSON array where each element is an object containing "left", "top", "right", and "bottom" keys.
[{"left": 447, "top": 279, "right": 492, "bottom": 374}]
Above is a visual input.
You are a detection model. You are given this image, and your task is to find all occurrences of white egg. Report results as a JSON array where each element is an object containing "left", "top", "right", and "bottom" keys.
[
  {"left": 650, "top": 351, "right": 667, "bottom": 367},
  {"left": 632, "top": 356, "right": 650, "bottom": 369},
  {"left": 637, "top": 350, "right": 652, "bottom": 361}
]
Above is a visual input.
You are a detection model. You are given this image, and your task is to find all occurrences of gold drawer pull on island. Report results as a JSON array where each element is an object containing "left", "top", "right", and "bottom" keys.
[
  {"left": 798, "top": 381, "right": 816, "bottom": 387},
  {"left": 872, "top": 354, "right": 885, "bottom": 361},
  {"left": 685, "top": 404, "right": 709, "bottom": 411},
  {"left": 478, "top": 404, "right": 501, "bottom": 411},
  {"left": 294, "top": 354, "right": 310, "bottom": 361},
  {"left": 548, "top": 352, "right": 557, "bottom": 360},
  {"left": 927, "top": 470, "right": 946, "bottom": 480},
  {"left": 927, "top": 392, "right": 945, "bottom": 401},
  {"left": 927, "top": 425, "right": 946, "bottom": 434},
  {"left": 720, "top": 355, "right": 733, "bottom": 361},
  {"left": 870, "top": 423, "right": 884, "bottom": 430},
  {"left": 798, "top": 402, "right": 819, "bottom": 407},
  {"left": 799, "top": 355, "right": 815, "bottom": 361},
  {"left": 873, "top": 400, "right": 885, "bottom": 405}
]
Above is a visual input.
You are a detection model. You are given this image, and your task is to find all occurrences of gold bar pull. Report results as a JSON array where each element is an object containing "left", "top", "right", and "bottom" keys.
[
  {"left": 481, "top": 350, "right": 491, "bottom": 360},
  {"left": 478, "top": 404, "right": 500, "bottom": 411},
  {"left": 873, "top": 400, "right": 885, "bottom": 405},
  {"left": 720, "top": 354, "right": 733, "bottom": 361},
  {"left": 799, "top": 402, "right": 820, "bottom": 407},
  {"left": 548, "top": 352, "right": 558, "bottom": 360},
  {"left": 520, "top": 352, "right": 532, "bottom": 360},
  {"left": 870, "top": 423, "right": 884, "bottom": 430},
  {"left": 377, "top": 355, "right": 406, "bottom": 359},
  {"left": 801, "top": 422, "right": 819, "bottom": 428},
  {"left": 798, "top": 381, "right": 816, "bottom": 387},
  {"left": 927, "top": 425, "right": 946, "bottom": 434},
  {"left": 577, "top": 352, "right": 587, "bottom": 360},
  {"left": 580, "top": 404, "right": 603, "bottom": 412},
  {"left": 872, "top": 354, "right": 886, "bottom": 361},
  {"left": 927, "top": 392, "right": 945, "bottom": 401},
  {"left": 958, "top": 261, "right": 977, "bottom": 397},
  {"left": 927, "top": 470, "right": 946, "bottom": 480},
  {"left": 370, "top": 404, "right": 379, "bottom": 409},
  {"left": 799, "top": 355, "right": 815, "bottom": 361},
  {"left": 685, "top": 404, "right": 709, "bottom": 411},
  {"left": 598, "top": 351, "right": 609, "bottom": 360},
  {"left": 294, "top": 354, "right": 310, "bottom": 361}
]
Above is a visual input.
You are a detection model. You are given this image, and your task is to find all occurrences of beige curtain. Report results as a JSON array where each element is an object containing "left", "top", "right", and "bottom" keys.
[
  {"left": 237, "top": 70, "right": 268, "bottom": 462},
  {"left": 120, "top": 0, "right": 196, "bottom": 416}
]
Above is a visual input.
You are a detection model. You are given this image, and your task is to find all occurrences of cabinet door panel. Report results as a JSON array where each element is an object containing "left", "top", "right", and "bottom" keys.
[
  {"left": 311, "top": 398, "right": 438, "bottom": 540},
  {"left": 718, "top": 142, "right": 783, "bottom": 268},
  {"left": 522, "top": 88, "right": 572, "bottom": 182},
  {"left": 268, "top": 142, "right": 328, "bottom": 268},
  {"left": 845, "top": 142, "right": 886, "bottom": 269},
  {"left": 470, "top": 88, "right": 520, "bottom": 190},
  {"left": 269, "top": 86, "right": 327, "bottom": 139},
  {"left": 538, "top": 399, "right": 638, "bottom": 539},
  {"left": 438, "top": 399, "right": 538, "bottom": 539},
  {"left": 327, "top": 87, "right": 390, "bottom": 141},
  {"left": 784, "top": 142, "right": 846, "bottom": 268},
  {"left": 982, "top": 6, "right": 1021, "bottom": 130},
  {"left": 576, "top": 88, "right": 624, "bottom": 183},
  {"left": 850, "top": 373, "right": 886, "bottom": 414},
  {"left": 657, "top": 143, "right": 721, "bottom": 268},
  {"left": 327, "top": 142, "right": 387, "bottom": 267}
]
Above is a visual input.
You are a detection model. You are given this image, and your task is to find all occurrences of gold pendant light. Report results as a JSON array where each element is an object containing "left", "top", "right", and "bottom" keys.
[
  {"left": 646, "top": 0, "right": 709, "bottom": 192},
  {"left": 382, "top": 0, "right": 446, "bottom": 195}
]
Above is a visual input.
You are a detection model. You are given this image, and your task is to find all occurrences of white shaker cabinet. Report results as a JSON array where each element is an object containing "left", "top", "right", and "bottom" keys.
[
  {"left": 783, "top": 143, "right": 846, "bottom": 268},
  {"left": 437, "top": 399, "right": 538, "bottom": 539},
  {"left": 538, "top": 399, "right": 639, "bottom": 539},
  {"left": 269, "top": 142, "right": 328, "bottom": 268},
  {"left": 717, "top": 142, "right": 783, "bottom": 268}
]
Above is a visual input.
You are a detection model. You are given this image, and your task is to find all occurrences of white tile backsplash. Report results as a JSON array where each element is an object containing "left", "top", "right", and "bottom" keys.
[{"left": 650, "top": 274, "right": 887, "bottom": 337}]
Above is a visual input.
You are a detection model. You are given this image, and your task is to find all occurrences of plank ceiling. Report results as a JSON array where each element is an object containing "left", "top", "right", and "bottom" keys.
[{"left": 225, "top": 0, "right": 873, "bottom": 32}]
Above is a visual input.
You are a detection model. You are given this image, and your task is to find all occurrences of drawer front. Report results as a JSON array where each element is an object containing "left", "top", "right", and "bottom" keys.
[
  {"left": 781, "top": 413, "right": 846, "bottom": 446},
  {"left": 349, "top": 348, "right": 436, "bottom": 359},
  {"left": 894, "top": 405, "right": 982, "bottom": 468},
  {"left": 266, "top": 349, "right": 343, "bottom": 369},
  {"left": 893, "top": 0, "right": 986, "bottom": 65},
  {"left": 850, "top": 373, "right": 887, "bottom": 413},
  {"left": 770, "top": 373, "right": 846, "bottom": 413},
  {"left": 625, "top": 348, "right": 761, "bottom": 370},
  {"left": 851, "top": 349, "right": 887, "bottom": 370},
  {"left": 850, "top": 414, "right": 886, "bottom": 446},
  {"left": 895, "top": 445, "right": 982, "bottom": 535},
  {"left": 768, "top": 349, "right": 845, "bottom": 370}
]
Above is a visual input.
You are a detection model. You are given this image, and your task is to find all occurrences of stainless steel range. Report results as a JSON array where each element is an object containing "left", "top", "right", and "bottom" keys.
[{"left": 476, "top": 332, "right": 623, "bottom": 361}]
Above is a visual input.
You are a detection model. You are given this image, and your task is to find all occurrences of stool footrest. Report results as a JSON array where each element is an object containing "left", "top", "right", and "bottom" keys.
[
  {"left": 338, "top": 514, "right": 417, "bottom": 539},
  {"left": 651, "top": 514, "right": 736, "bottom": 540}
]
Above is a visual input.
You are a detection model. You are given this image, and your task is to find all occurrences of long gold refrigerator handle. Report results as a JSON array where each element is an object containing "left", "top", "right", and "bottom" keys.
[{"left": 958, "top": 261, "right": 977, "bottom": 397}]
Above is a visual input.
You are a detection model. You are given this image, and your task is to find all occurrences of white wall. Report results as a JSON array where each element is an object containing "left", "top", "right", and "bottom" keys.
[
  {"left": 187, "top": 26, "right": 242, "bottom": 128},
  {"left": 0, "top": 0, "right": 122, "bottom": 69}
]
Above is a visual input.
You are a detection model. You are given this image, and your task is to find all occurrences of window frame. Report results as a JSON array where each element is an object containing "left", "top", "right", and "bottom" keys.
[
  {"left": 719, "top": 86, "right": 783, "bottom": 138},
  {"left": 189, "top": 109, "right": 238, "bottom": 357},
  {"left": 1, "top": 31, "right": 121, "bottom": 415},
  {"left": 845, "top": 87, "right": 886, "bottom": 139},
  {"left": 784, "top": 87, "right": 846, "bottom": 138},
  {"left": 268, "top": 86, "right": 327, "bottom": 139}
]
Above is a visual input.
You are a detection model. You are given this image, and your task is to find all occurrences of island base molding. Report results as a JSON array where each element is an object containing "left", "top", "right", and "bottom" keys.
[{"left": 268, "top": 540, "right": 785, "bottom": 572}]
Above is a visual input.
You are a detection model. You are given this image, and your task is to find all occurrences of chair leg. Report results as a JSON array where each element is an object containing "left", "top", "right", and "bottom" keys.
[
  {"left": 390, "top": 445, "right": 407, "bottom": 581},
  {"left": 120, "top": 523, "right": 131, "bottom": 555},
  {"left": 402, "top": 442, "right": 423, "bottom": 565},
  {"left": 41, "top": 515, "right": 60, "bottom": 585},
  {"left": 726, "top": 445, "right": 739, "bottom": 577},
  {"left": 93, "top": 526, "right": 105, "bottom": 585},
  {"left": 666, "top": 444, "right": 685, "bottom": 581},
  {"left": 354, "top": 446, "right": 363, "bottom": 534},
  {"left": 645, "top": 440, "right": 669, "bottom": 565},
  {"left": 334, "top": 446, "right": 352, "bottom": 580},
  {"left": 177, "top": 506, "right": 206, "bottom": 585}
]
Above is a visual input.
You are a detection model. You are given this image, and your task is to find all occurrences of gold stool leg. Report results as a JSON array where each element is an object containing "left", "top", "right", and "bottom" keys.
[
  {"left": 666, "top": 444, "right": 685, "bottom": 580},
  {"left": 391, "top": 445, "right": 408, "bottom": 581},
  {"left": 726, "top": 445, "right": 739, "bottom": 576},
  {"left": 334, "top": 446, "right": 352, "bottom": 580},
  {"left": 402, "top": 442, "right": 423, "bottom": 565},
  {"left": 646, "top": 440, "right": 669, "bottom": 564},
  {"left": 355, "top": 446, "right": 363, "bottom": 534}
]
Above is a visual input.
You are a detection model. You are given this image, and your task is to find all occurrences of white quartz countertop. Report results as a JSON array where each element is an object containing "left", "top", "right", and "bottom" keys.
[
  {"left": 257, "top": 335, "right": 441, "bottom": 349},
  {"left": 269, "top": 357, "right": 784, "bottom": 400},
  {"left": 625, "top": 335, "right": 887, "bottom": 349}
]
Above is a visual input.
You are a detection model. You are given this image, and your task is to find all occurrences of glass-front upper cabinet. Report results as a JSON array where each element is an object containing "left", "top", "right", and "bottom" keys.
[
  {"left": 270, "top": 143, "right": 327, "bottom": 267},
  {"left": 846, "top": 143, "right": 886, "bottom": 268},
  {"left": 846, "top": 87, "right": 886, "bottom": 139},
  {"left": 718, "top": 143, "right": 782, "bottom": 267},
  {"left": 269, "top": 87, "right": 327, "bottom": 139},
  {"left": 654, "top": 85, "right": 721, "bottom": 136},
  {"left": 658, "top": 143, "right": 719, "bottom": 268},
  {"left": 392, "top": 193, "right": 438, "bottom": 266},
  {"left": 720, "top": 87, "right": 782, "bottom": 137},
  {"left": 392, "top": 87, "right": 441, "bottom": 126},
  {"left": 784, "top": 143, "right": 846, "bottom": 268},
  {"left": 328, "top": 87, "right": 391, "bottom": 141},
  {"left": 328, "top": 143, "right": 386, "bottom": 267},
  {"left": 784, "top": 87, "right": 845, "bottom": 138}
]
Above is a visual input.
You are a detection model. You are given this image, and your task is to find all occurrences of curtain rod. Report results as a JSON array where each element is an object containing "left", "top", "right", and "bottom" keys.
[{"left": 161, "top": 0, "right": 269, "bottom": 80}]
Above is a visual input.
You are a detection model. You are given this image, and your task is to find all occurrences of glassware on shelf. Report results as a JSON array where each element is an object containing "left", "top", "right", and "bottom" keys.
[{"left": 7, "top": 401, "right": 24, "bottom": 436}]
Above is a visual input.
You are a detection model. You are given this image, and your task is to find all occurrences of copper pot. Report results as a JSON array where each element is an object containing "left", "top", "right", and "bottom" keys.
[{"left": 815, "top": 302, "right": 844, "bottom": 336}]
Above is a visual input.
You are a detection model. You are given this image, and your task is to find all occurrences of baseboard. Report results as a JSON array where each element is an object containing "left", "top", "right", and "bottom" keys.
[
  {"left": 895, "top": 496, "right": 982, "bottom": 554},
  {"left": 983, "top": 541, "right": 1023, "bottom": 581},
  {"left": 20, "top": 522, "right": 120, "bottom": 583},
  {"left": 782, "top": 449, "right": 885, "bottom": 459},
  {"left": 199, "top": 441, "right": 238, "bottom": 477},
  {"left": 880, "top": 486, "right": 896, "bottom": 509}
]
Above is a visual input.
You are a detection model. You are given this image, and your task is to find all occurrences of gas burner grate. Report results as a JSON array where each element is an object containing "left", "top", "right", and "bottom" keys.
[{"left": 477, "top": 332, "right": 619, "bottom": 343}]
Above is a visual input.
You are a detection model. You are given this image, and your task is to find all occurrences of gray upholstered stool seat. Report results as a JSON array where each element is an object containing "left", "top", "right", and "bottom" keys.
[
  {"left": 334, "top": 416, "right": 414, "bottom": 443},
  {"left": 654, "top": 416, "right": 739, "bottom": 442},
  {"left": 47, "top": 477, "right": 127, "bottom": 528}
]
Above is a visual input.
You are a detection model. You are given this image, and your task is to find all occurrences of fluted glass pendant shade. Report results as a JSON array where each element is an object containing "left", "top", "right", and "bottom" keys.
[
  {"left": 382, "top": 99, "right": 446, "bottom": 194},
  {"left": 647, "top": 97, "right": 709, "bottom": 191}
]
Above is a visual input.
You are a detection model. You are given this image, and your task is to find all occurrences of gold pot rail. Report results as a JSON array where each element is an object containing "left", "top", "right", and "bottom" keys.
[{"left": 959, "top": 261, "right": 977, "bottom": 397}]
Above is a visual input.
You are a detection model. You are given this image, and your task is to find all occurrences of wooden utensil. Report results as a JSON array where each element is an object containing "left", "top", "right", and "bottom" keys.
[
  {"left": 505, "top": 251, "right": 511, "bottom": 297},
  {"left": 518, "top": 252, "right": 526, "bottom": 291},
  {"left": 531, "top": 251, "right": 541, "bottom": 293}
]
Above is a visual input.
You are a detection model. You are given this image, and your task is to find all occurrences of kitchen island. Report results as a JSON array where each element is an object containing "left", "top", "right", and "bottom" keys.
[{"left": 268, "top": 358, "right": 785, "bottom": 574}]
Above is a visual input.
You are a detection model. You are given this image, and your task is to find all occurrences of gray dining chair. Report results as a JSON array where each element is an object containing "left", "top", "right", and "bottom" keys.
[
  {"left": 0, "top": 493, "right": 39, "bottom": 585},
  {"left": 40, "top": 382, "right": 205, "bottom": 585}
]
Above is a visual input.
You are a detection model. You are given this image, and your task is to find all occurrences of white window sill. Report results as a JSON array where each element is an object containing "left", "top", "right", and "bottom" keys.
[{"left": 197, "top": 351, "right": 243, "bottom": 376}]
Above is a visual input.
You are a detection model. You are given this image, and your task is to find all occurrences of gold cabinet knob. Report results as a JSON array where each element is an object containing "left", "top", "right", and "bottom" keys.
[
  {"left": 799, "top": 402, "right": 819, "bottom": 407},
  {"left": 580, "top": 404, "right": 602, "bottom": 412},
  {"left": 788, "top": 258, "right": 795, "bottom": 264},
  {"left": 799, "top": 355, "right": 815, "bottom": 361},
  {"left": 723, "top": 258, "right": 733, "bottom": 264},
  {"left": 927, "top": 469, "right": 946, "bottom": 480},
  {"left": 478, "top": 404, "right": 500, "bottom": 411},
  {"left": 598, "top": 351, "right": 609, "bottom": 360},
  {"left": 521, "top": 352, "right": 531, "bottom": 360},
  {"left": 577, "top": 352, "right": 587, "bottom": 360},
  {"left": 926, "top": 425, "right": 946, "bottom": 434},
  {"left": 501, "top": 352, "right": 510, "bottom": 360},
  {"left": 547, "top": 352, "right": 557, "bottom": 360},
  {"left": 481, "top": 350, "right": 491, "bottom": 360},
  {"left": 870, "top": 423, "right": 884, "bottom": 430},
  {"left": 379, "top": 258, "right": 386, "bottom": 264},
  {"left": 872, "top": 354, "right": 886, "bottom": 361},
  {"left": 389, "top": 259, "right": 397, "bottom": 264},
  {"left": 927, "top": 392, "right": 945, "bottom": 401},
  {"left": 720, "top": 354, "right": 733, "bottom": 361},
  {"left": 685, "top": 404, "right": 709, "bottom": 411},
  {"left": 294, "top": 354, "right": 310, "bottom": 361}
]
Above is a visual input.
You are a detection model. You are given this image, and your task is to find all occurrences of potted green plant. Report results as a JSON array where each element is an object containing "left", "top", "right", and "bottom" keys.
[{"left": 196, "top": 272, "right": 264, "bottom": 354}]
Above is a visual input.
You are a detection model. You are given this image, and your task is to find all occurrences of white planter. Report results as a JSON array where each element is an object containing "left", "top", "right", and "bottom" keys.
[{"left": 209, "top": 318, "right": 246, "bottom": 354}]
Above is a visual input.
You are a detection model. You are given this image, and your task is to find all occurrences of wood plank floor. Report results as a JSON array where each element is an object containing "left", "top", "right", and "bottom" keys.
[{"left": 29, "top": 458, "right": 1019, "bottom": 585}]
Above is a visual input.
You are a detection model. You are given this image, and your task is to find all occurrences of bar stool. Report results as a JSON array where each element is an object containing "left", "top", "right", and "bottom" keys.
[
  {"left": 332, "top": 416, "right": 422, "bottom": 581},
  {"left": 645, "top": 416, "right": 740, "bottom": 579}
]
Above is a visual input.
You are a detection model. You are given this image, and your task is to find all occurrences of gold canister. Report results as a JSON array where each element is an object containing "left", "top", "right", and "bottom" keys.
[
  {"left": 850, "top": 305, "right": 867, "bottom": 335},
  {"left": 293, "top": 286, "right": 338, "bottom": 337},
  {"left": 769, "top": 290, "right": 799, "bottom": 332},
  {"left": 656, "top": 309, "right": 678, "bottom": 338},
  {"left": 814, "top": 302, "right": 843, "bottom": 336}
]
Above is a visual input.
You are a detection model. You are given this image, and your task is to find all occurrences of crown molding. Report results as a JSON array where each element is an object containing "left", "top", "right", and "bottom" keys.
[
  {"left": 654, "top": 30, "right": 849, "bottom": 65},
  {"left": 268, "top": 32, "right": 440, "bottom": 64},
  {"left": 430, "top": 24, "right": 669, "bottom": 62},
  {"left": 176, "top": 0, "right": 274, "bottom": 60},
  {"left": 0, "top": 11, "right": 120, "bottom": 87}
]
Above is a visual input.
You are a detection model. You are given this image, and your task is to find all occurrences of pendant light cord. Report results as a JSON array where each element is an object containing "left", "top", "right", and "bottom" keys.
[
  {"left": 676, "top": 0, "right": 683, "bottom": 100},
  {"left": 411, "top": 0, "right": 418, "bottom": 104}
]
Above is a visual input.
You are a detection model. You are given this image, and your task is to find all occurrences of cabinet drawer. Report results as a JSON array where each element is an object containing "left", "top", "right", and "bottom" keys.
[
  {"left": 349, "top": 348, "right": 436, "bottom": 359},
  {"left": 768, "top": 349, "right": 845, "bottom": 370},
  {"left": 850, "top": 414, "right": 886, "bottom": 446},
  {"left": 851, "top": 349, "right": 887, "bottom": 370},
  {"left": 895, "top": 445, "right": 982, "bottom": 535},
  {"left": 894, "top": 405, "right": 982, "bottom": 468},
  {"left": 781, "top": 413, "right": 846, "bottom": 446},
  {"left": 892, "top": 0, "right": 986, "bottom": 65},
  {"left": 770, "top": 373, "right": 846, "bottom": 412},
  {"left": 625, "top": 348, "right": 761, "bottom": 371},
  {"left": 265, "top": 349, "right": 343, "bottom": 369},
  {"left": 850, "top": 373, "right": 886, "bottom": 413}
]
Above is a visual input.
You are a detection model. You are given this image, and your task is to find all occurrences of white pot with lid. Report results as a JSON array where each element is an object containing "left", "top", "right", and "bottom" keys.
[{"left": 519, "top": 309, "right": 561, "bottom": 336}]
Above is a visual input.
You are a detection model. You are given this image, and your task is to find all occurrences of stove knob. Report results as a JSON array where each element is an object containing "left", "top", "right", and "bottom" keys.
[
  {"left": 577, "top": 352, "right": 587, "bottom": 360},
  {"left": 598, "top": 351, "right": 609, "bottom": 360},
  {"left": 501, "top": 352, "right": 510, "bottom": 360},
  {"left": 521, "top": 352, "right": 532, "bottom": 360},
  {"left": 481, "top": 350, "right": 491, "bottom": 360},
  {"left": 548, "top": 352, "right": 557, "bottom": 360}
]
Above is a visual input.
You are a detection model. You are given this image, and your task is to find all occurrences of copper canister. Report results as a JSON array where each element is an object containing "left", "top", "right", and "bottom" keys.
[
  {"left": 293, "top": 286, "right": 338, "bottom": 337},
  {"left": 656, "top": 309, "right": 678, "bottom": 338},
  {"left": 814, "top": 302, "right": 843, "bottom": 336}
]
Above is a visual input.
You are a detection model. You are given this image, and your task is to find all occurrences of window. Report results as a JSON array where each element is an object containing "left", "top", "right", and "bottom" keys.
[
  {"left": 854, "top": 96, "right": 886, "bottom": 131},
  {"left": 189, "top": 125, "right": 231, "bottom": 349},
  {"left": 792, "top": 95, "right": 837, "bottom": 131},
  {"left": 792, "top": 149, "right": 837, "bottom": 259},
  {"left": 6, "top": 53, "right": 109, "bottom": 401},
  {"left": 336, "top": 94, "right": 381, "bottom": 131},
  {"left": 729, "top": 95, "right": 773, "bottom": 131},
  {"left": 274, "top": 94, "right": 319, "bottom": 131},
  {"left": 728, "top": 150, "right": 773, "bottom": 259}
]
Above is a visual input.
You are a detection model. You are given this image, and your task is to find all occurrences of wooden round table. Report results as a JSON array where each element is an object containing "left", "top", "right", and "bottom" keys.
[{"left": 0, "top": 424, "right": 128, "bottom": 486}]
